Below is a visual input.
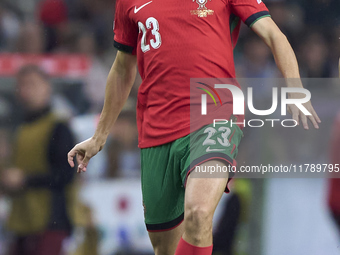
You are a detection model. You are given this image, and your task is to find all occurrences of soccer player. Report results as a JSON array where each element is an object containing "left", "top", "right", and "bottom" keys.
[{"left": 68, "top": 0, "right": 321, "bottom": 254}]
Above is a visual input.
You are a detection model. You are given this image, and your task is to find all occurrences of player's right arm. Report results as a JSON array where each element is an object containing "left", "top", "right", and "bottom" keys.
[
  {"left": 67, "top": 51, "right": 137, "bottom": 173},
  {"left": 251, "top": 17, "right": 320, "bottom": 129}
]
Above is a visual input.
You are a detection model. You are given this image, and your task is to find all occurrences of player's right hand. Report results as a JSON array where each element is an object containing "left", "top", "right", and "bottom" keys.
[
  {"left": 287, "top": 94, "right": 321, "bottom": 130},
  {"left": 67, "top": 138, "right": 104, "bottom": 173}
]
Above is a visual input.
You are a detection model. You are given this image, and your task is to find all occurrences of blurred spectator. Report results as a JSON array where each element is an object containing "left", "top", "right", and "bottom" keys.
[
  {"left": 0, "top": 129, "right": 11, "bottom": 170},
  {"left": 70, "top": 0, "right": 114, "bottom": 53},
  {"left": 38, "top": 0, "right": 68, "bottom": 52},
  {"left": 298, "top": 32, "right": 332, "bottom": 79},
  {"left": 16, "top": 22, "right": 45, "bottom": 54},
  {"left": 74, "top": 31, "right": 109, "bottom": 112},
  {"left": 236, "top": 35, "right": 278, "bottom": 79},
  {"left": 329, "top": 25, "right": 340, "bottom": 78},
  {"left": 39, "top": 0, "right": 68, "bottom": 26},
  {"left": 0, "top": 4, "right": 20, "bottom": 52},
  {"left": 69, "top": 204, "right": 99, "bottom": 255},
  {"left": 296, "top": 0, "right": 340, "bottom": 28},
  {"left": 266, "top": 2, "right": 305, "bottom": 43},
  {"left": 0, "top": 65, "right": 76, "bottom": 255},
  {"left": 6, "top": 0, "right": 40, "bottom": 20},
  {"left": 235, "top": 34, "right": 279, "bottom": 100},
  {"left": 106, "top": 107, "right": 140, "bottom": 178}
]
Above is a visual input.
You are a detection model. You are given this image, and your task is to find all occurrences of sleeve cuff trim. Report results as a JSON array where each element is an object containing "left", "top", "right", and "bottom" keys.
[
  {"left": 245, "top": 11, "right": 270, "bottom": 27},
  {"left": 113, "top": 40, "right": 134, "bottom": 54}
]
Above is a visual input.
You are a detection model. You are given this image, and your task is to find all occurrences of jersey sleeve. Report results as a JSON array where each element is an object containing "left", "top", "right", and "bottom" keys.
[
  {"left": 229, "top": 0, "right": 270, "bottom": 28},
  {"left": 113, "top": 0, "right": 138, "bottom": 54}
]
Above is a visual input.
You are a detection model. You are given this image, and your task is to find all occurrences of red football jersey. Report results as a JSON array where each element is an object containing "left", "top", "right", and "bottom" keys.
[{"left": 114, "top": 0, "right": 270, "bottom": 148}]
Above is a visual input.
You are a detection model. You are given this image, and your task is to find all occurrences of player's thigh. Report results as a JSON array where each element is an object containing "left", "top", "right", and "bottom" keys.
[
  {"left": 185, "top": 159, "right": 229, "bottom": 217},
  {"left": 182, "top": 160, "right": 229, "bottom": 247},
  {"left": 181, "top": 121, "right": 243, "bottom": 219}
]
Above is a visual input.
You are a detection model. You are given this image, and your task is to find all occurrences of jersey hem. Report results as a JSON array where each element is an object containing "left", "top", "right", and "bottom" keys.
[
  {"left": 138, "top": 114, "right": 244, "bottom": 148},
  {"left": 138, "top": 125, "right": 192, "bottom": 148}
]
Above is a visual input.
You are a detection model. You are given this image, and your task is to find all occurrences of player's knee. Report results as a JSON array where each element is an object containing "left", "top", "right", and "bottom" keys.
[{"left": 185, "top": 205, "right": 213, "bottom": 236}]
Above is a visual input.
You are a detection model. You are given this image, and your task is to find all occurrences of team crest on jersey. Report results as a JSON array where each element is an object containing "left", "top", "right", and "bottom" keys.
[{"left": 191, "top": 0, "right": 214, "bottom": 17}]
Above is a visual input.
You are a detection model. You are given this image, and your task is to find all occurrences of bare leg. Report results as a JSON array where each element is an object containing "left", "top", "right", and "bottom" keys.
[
  {"left": 149, "top": 222, "right": 184, "bottom": 255},
  {"left": 183, "top": 160, "right": 229, "bottom": 247}
]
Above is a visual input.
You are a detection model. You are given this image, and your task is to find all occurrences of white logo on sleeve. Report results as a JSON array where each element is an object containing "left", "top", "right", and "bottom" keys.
[
  {"left": 134, "top": 1, "right": 153, "bottom": 13},
  {"left": 257, "top": 0, "right": 262, "bottom": 4}
]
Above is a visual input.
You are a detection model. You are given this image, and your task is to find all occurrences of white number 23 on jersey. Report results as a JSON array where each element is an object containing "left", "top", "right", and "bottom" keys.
[{"left": 138, "top": 17, "right": 162, "bottom": 52}]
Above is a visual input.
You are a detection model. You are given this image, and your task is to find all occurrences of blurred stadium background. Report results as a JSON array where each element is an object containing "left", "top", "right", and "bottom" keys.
[{"left": 0, "top": 0, "right": 339, "bottom": 254}]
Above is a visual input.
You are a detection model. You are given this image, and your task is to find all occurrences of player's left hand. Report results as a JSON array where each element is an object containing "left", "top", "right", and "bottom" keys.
[{"left": 287, "top": 94, "right": 321, "bottom": 130}]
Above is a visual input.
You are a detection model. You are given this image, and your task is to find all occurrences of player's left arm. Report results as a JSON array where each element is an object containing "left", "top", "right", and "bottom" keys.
[{"left": 251, "top": 17, "right": 321, "bottom": 129}]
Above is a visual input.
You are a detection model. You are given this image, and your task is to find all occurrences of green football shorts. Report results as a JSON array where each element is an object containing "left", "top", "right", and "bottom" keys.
[{"left": 141, "top": 121, "right": 243, "bottom": 231}]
